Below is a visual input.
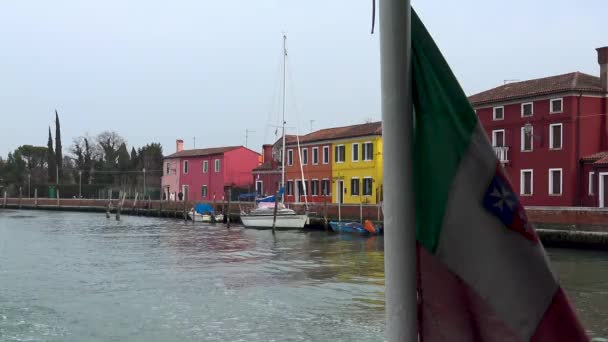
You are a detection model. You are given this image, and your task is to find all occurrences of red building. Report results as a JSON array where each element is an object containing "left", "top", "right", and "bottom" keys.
[
  {"left": 282, "top": 131, "right": 333, "bottom": 204},
  {"left": 470, "top": 47, "right": 608, "bottom": 207},
  {"left": 161, "top": 141, "right": 260, "bottom": 202},
  {"left": 251, "top": 144, "right": 281, "bottom": 197}
]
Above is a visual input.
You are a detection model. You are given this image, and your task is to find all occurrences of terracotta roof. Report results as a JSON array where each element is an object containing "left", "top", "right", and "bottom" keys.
[
  {"left": 581, "top": 151, "right": 608, "bottom": 162},
  {"left": 469, "top": 72, "right": 605, "bottom": 106},
  {"left": 595, "top": 155, "right": 608, "bottom": 166},
  {"left": 253, "top": 161, "right": 278, "bottom": 172},
  {"left": 165, "top": 146, "right": 241, "bottom": 159},
  {"left": 286, "top": 122, "right": 382, "bottom": 145}
]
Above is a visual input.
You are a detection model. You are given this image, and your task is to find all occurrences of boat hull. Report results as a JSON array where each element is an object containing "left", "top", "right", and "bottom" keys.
[
  {"left": 329, "top": 221, "right": 382, "bottom": 235},
  {"left": 240, "top": 214, "right": 308, "bottom": 229}
]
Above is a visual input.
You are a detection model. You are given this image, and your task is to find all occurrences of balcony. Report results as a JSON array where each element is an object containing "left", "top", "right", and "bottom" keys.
[{"left": 493, "top": 146, "right": 509, "bottom": 163}]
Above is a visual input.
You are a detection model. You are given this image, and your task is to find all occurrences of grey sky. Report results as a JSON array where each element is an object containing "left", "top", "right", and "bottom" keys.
[{"left": 0, "top": 0, "right": 605, "bottom": 157}]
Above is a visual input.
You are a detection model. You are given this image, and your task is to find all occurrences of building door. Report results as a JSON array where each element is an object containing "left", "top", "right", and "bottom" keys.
[
  {"left": 600, "top": 173, "right": 608, "bottom": 208},
  {"left": 336, "top": 180, "right": 344, "bottom": 204}
]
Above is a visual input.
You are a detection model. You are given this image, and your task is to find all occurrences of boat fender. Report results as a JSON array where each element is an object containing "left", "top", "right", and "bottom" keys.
[{"left": 363, "top": 220, "right": 376, "bottom": 234}]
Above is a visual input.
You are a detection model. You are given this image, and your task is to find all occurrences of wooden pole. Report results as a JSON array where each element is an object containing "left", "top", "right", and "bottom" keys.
[
  {"left": 360, "top": 199, "right": 363, "bottom": 224},
  {"left": 18, "top": 187, "right": 22, "bottom": 209},
  {"left": 323, "top": 195, "right": 329, "bottom": 230},
  {"left": 226, "top": 188, "right": 232, "bottom": 228},
  {"left": 106, "top": 201, "right": 111, "bottom": 218},
  {"left": 159, "top": 197, "right": 163, "bottom": 217},
  {"left": 34, "top": 188, "right": 38, "bottom": 208},
  {"left": 271, "top": 190, "right": 279, "bottom": 234},
  {"left": 115, "top": 202, "right": 121, "bottom": 220},
  {"left": 3, "top": 191, "right": 6, "bottom": 208},
  {"left": 338, "top": 198, "right": 341, "bottom": 223},
  {"left": 56, "top": 189, "right": 60, "bottom": 207},
  {"left": 183, "top": 200, "right": 187, "bottom": 222}
]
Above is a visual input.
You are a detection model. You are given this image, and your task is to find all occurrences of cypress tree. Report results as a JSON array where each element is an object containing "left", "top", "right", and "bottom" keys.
[
  {"left": 47, "top": 127, "right": 56, "bottom": 183},
  {"left": 55, "top": 110, "right": 62, "bottom": 180}
]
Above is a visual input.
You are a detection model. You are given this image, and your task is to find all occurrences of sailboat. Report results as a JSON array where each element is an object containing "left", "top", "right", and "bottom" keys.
[{"left": 240, "top": 35, "right": 309, "bottom": 229}]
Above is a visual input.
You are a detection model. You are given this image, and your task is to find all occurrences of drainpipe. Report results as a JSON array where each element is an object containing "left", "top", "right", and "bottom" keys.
[{"left": 576, "top": 92, "right": 582, "bottom": 206}]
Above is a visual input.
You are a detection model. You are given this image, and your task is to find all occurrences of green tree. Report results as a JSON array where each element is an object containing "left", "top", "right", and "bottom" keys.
[
  {"left": 55, "top": 110, "right": 63, "bottom": 181},
  {"left": 47, "top": 127, "right": 56, "bottom": 183}
]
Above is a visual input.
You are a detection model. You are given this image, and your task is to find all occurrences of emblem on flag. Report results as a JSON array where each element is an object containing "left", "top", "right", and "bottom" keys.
[{"left": 483, "top": 163, "right": 538, "bottom": 243}]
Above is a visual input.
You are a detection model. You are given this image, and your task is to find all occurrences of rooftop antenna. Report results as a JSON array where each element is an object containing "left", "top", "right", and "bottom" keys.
[{"left": 193, "top": 137, "right": 196, "bottom": 149}]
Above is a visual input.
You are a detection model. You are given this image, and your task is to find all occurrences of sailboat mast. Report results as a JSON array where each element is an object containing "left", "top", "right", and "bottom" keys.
[{"left": 281, "top": 34, "right": 287, "bottom": 204}]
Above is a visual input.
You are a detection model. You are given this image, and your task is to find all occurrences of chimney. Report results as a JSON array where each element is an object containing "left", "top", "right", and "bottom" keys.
[
  {"left": 598, "top": 46, "right": 608, "bottom": 91},
  {"left": 176, "top": 139, "right": 184, "bottom": 152},
  {"left": 262, "top": 144, "right": 273, "bottom": 163}
]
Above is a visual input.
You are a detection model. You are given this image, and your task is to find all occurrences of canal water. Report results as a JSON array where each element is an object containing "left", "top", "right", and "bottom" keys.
[{"left": 0, "top": 210, "right": 605, "bottom": 341}]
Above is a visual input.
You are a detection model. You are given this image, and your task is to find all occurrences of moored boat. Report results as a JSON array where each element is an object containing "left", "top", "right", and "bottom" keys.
[{"left": 329, "top": 220, "right": 383, "bottom": 236}]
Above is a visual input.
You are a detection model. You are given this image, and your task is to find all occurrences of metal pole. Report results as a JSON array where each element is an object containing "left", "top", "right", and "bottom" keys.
[
  {"left": 78, "top": 170, "right": 82, "bottom": 198},
  {"left": 281, "top": 34, "right": 287, "bottom": 204},
  {"left": 28, "top": 174, "right": 31, "bottom": 198},
  {"left": 56, "top": 165, "right": 59, "bottom": 185},
  {"left": 380, "top": 0, "right": 416, "bottom": 341}
]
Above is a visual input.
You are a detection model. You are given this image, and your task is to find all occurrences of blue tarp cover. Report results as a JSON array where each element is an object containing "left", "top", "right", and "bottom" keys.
[{"left": 194, "top": 203, "right": 214, "bottom": 214}]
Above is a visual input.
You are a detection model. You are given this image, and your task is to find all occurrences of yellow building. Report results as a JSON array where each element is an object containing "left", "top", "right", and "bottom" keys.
[{"left": 330, "top": 123, "right": 383, "bottom": 204}]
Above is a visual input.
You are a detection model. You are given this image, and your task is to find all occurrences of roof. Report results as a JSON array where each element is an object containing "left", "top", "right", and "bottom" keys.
[
  {"left": 286, "top": 122, "right": 382, "bottom": 146},
  {"left": 582, "top": 151, "right": 608, "bottom": 166},
  {"left": 165, "top": 146, "right": 241, "bottom": 159},
  {"left": 252, "top": 161, "right": 277, "bottom": 172},
  {"left": 469, "top": 72, "right": 605, "bottom": 106}
]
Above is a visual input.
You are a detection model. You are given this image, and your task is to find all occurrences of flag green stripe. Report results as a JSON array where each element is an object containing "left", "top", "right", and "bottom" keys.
[{"left": 412, "top": 9, "right": 478, "bottom": 253}]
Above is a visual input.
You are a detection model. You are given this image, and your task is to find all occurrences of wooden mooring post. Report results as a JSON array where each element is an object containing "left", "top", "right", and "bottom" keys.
[
  {"left": 34, "top": 189, "right": 38, "bottom": 208},
  {"left": 56, "top": 189, "right": 60, "bottom": 207},
  {"left": 106, "top": 201, "right": 111, "bottom": 219},
  {"left": 226, "top": 188, "right": 232, "bottom": 228},
  {"left": 183, "top": 200, "right": 187, "bottom": 222},
  {"left": 323, "top": 195, "right": 329, "bottom": 230},
  {"left": 3, "top": 191, "right": 7, "bottom": 209},
  {"left": 18, "top": 187, "right": 22, "bottom": 209},
  {"left": 133, "top": 192, "right": 139, "bottom": 215}
]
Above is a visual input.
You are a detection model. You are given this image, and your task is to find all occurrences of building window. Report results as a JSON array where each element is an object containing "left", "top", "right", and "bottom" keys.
[
  {"left": 311, "top": 179, "right": 319, "bottom": 196},
  {"left": 493, "top": 106, "right": 504, "bottom": 120},
  {"left": 301, "top": 148, "right": 308, "bottom": 165},
  {"left": 321, "top": 179, "right": 330, "bottom": 196},
  {"left": 183, "top": 160, "right": 189, "bottom": 174},
  {"left": 288, "top": 149, "right": 294, "bottom": 166},
  {"left": 335, "top": 145, "right": 345, "bottom": 163},
  {"left": 549, "top": 168, "right": 562, "bottom": 196},
  {"left": 203, "top": 160, "right": 208, "bottom": 173},
  {"left": 549, "top": 123, "right": 562, "bottom": 150},
  {"left": 550, "top": 98, "right": 563, "bottom": 114},
  {"left": 286, "top": 180, "right": 294, "bottom": 196},
  {"left": 521, "top": 102, "right": 533, "bottom": 117},
  {"left": 296, "top": 180, "right": 307, "bottom": 197},
  {"left": 492, "top": 129, "right": 505, "bottom": 147},
  {"left": 520, "top": 169, "right": 533, "bottom": 196},
  {"left": 201, "top": 185, "right": 208, "bottom": 198},
  {"left": 323, "top": 146, "right": 330, "bottom": 164},
  {"left": 352, "top": 143, "right": 359, "bottom": 162},
  {"left": 521, "top": 126, "right": 533, "bottom": 152},
  {"left": 312, "top": 147, "right": 319, "bottom": 165},
  {"left": 363, "top": 177, "right": 373, "bottom": 196},
  {"left": 255, "top": 180, "right": 263, "bottom": 195},
  {"left": 166, "top": 162, "right": 170, "bottom": 175},
  {"left": 362, "top": 142, "right": 374, "bottom": 161},
  {"left": 214, "top": 159, "right": 220, "bottom": 172},
  {"left": 351, "top": 178, "right": 360, "bottom": 196},
  {"left": 589, "top": 172, "right": 595, "bottom": 195}
]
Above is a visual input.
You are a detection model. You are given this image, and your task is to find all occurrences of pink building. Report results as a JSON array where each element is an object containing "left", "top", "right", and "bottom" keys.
[{"left": 161, "top": 140, "right": 261, "bottom": 202}]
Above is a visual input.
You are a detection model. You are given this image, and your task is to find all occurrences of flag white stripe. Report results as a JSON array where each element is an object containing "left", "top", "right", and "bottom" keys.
[{"left": 436, "top": 123, "right": 558, "bottom": 340}]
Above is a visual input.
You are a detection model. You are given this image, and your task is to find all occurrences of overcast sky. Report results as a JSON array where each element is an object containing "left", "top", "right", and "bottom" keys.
[{"left": 0, "top": 0, "right": 605, "bottom": 157}]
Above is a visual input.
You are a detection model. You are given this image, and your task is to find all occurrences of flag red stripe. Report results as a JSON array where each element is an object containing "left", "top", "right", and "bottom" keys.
[{"left": 531, "top": 288, "right": 589, "bottom": 341}]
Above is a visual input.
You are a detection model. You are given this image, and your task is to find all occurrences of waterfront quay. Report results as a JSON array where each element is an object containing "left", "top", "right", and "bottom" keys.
[{"left": 5, "top": 197, "right": 608, "bottom": 250}]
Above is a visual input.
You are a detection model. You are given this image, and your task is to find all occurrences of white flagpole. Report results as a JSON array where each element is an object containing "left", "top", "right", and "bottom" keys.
[{"left": 380, "top": 0, "right": 416, "bottom": 341}]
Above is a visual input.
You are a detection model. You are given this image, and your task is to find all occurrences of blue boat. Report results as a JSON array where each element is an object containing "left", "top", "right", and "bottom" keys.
[{"left": 329, "top": 221, "right": 383, "bottom": 236}]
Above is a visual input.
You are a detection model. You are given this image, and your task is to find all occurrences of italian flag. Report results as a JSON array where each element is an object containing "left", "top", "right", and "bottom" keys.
[{"left": 411, "top": 9, "right": 588, "bottom": 341}]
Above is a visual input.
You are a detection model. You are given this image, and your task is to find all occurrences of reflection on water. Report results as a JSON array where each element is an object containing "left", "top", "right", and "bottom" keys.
[{"left": 0, "top": 210, "right": 606, "bottom": 341}]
